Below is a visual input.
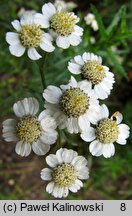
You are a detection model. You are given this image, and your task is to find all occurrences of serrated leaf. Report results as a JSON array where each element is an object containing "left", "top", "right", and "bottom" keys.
[{"left": 106, "top": 48, "right": 128, "bottom": 79}]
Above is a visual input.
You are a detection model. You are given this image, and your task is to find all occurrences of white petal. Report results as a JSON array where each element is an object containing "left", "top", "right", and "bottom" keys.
[
  {"left": 69, "top": 183, "right": 80, "bottom": 193},
  {"left": 74, "top": 25, "right": 83, "bottom": 36},
  {"left": 34, "top": 13, "right": 49, "bottom": 28},
  {"left": 3, "top": 132, "right": 18, "bottom": 142},
  {"left": 78, "top": 80, "right": 92, "bottom": 94},
  {"left": 77, "top": 168, "right": 89, "bottom": 179},
  {"left": 116, "top": 138, "right": 127, "bottom": 145},
  {"left": 40, "top": 130, "right": 57, "bottom": 145},
  {"left": 60, "top": 76, "right": 77, "bottom": 90},
  {"left": 2, "top": 119, "right": 17, "bottom": 141},
  {"left": 15, "top": 141, "right": 31, "bottom": 157},
  {"left": 11, "top": 20, "right": 21, "bottom": 31},
  {"left": 69, "top": 33, "right": 82, "bottom": 46},
  {"left": 78, "top": 114, "right": 90, "bottom": 132},
  {"left": 23, "top": 97, "right": 39, "bottom": 115},
  {"left": 40, "top": 36, "right": 55, "bottom": 52},
  {"left": 118, "top": 124, "right": 130, "bottom": 137},
  {"left": 89, "top": 140, "right": 103, "bottom": 156},
  {"left": 3, "top": 119, "right": 17, "bottom": 127},
  {"left": 52, "top": 185, "right": 64, "bottom": 198},
  {"left": 43, "top": 85, "right": 62, "bottom": 104},
  {"left": 68, "top": 62, "right": 81, "bottom": 74},
  {"left": 82, "top": 52, "right": 90, "bottom": 62},
  {"left": 13, "top": 97, "right": 39, "bottom": 117},
  {"left": 6, "top": 32, "right": 20, "bottom": 45},
  {"left": 100, "top": 104, "right": 109, "bottom": 119},
  {"left": 46, "top": 154, "right": 59, "bottom": 168},
  {"left": 62, "top": 149, "right": 78, "bottom": 163},
  {"left": 56, "top": 36, "right": 70, "bottom": 49},
  {"left": 72, "top": 156, "right": 88, "bottom": 169},
  {"left": 20, "top": 13, "right": 34, "bottom": 25},
  {"left": 75, "top": 179, "right": 83, "bottom": 188},
  {"left": 56, "top": 148, "right": 64, "bottom": 163},
  {"left": 63, "top": 187, "right": 69, "bottom": 197},
  {"left": 40, "top": 115, "right": 57, "bottom": 131},
  {"left": 102, "top": 143, "right": 115, "bottom": 158},
  {"left": 38, "top": 110, "right": 50, "bottom": 121},
  {"left": 9, "top": 43, "right": 25, "bottom": 57},
  {"left": 41, "top": 168, "right": 52, "bottom": 180},
  {"left": 13, "top": 101, "right": 25, "bottom": 117},
  {"left": 81, "top": 127, "right": 96, "bottom": 142},
  {"left": 32, "top": 140, "right": 50, "bottom": 155},
  {"left": 27, "top": 48, "right": 42, "bottom": 60},
  {"left": 42, "top": 3, "right": 56, "bottom": 17},
  {"left": 116, "top": 124, "right": 130, "bottom": 144},
  {"left": 94, "top": 84, "right": 108, "bottom": 99},
  {"left": 46, "top": 182, "right": 55, "bottom": 194},
  {"left": 74, "top": 55, "right": 84, "bottom": 65},
  {"left": 66, "top": 117, "right": 79, "bottom": 134}
]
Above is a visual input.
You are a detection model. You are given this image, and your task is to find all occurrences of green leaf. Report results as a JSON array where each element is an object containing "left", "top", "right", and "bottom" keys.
[
  {"left": 114, "top": 31, "right": 132, "bottom": 41},
  {"left": 106, "top": 48, "right": 128, "bottom": 79},
  {"left": 121, "top": 6, "right": 128, "bottom": 33},
  {"left": 107, "top": 6, "right": 126, "bottom": 35},
  {"left": 91, "top": 4, "right": 108, "bottom": 40}
]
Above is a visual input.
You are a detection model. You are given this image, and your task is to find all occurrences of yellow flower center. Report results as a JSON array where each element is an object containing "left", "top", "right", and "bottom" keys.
[
  {"left": 60, "top": 87, "right": 89, "bottom": 118},
  {"left": 96, "top": 118, "right": 119, "bottom": 144},
  {"left": 19, "top": 24, "right": 43, "bottom": 47},
  {"left": 82, "top": 60, "right": 106, "bottom": 85},
  {"left": 53, "top": 163, "right": 77, "bottom": 187},
  {"left": 50, "top": 11, "right": 77, "bottom": 36},
  {"left": 16, "top": 116, "right": 41, "bottom": 143}
]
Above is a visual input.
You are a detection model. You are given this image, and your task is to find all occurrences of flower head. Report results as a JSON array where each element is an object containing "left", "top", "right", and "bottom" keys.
[
  {"left": 80, "top": 104, "right": 130, "bottom": 158},
  {"left": 6, "top": 13, "right": 55, "bottom": 60},
  {"left": 68, "top": 52, "right": 115, "bottom": 99},
  {"left": 43, "top": 76, "right": 100, "bottom": 134},
  {"left": 54, "top": 0, "right": 77, "bottom": 11},
  {"left": 41, "top": 148, "right": 89, "bottom": 198},
  {"left": 34, "top": 3, "right": 83, "bottom": 49},
  {"left": 17, "top": 8, "right": 36, "bottom": 18},
  {"left": 2, "top": 97, "right": 58, "bottom": 157},
  {"left": 84, "top": 13, "right": 98, "bottom": 31}
]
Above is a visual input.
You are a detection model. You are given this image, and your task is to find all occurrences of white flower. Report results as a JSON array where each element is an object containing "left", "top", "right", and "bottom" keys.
[
  {"left": 41, "top": 148, "right": 89, "bottom": 198},
  {"left": 43, "top": 76, "right": 100, "bottom": 134},
  {"left": 80, "top": 104, "right": 130, "bottom": 158},
  {"left": 34, "top": 2, "right": 83, "bottom": 49},
  {"left": 54, "top": 0, "right": 77, "bottom": 11},
  {"left": 6, "top": 13, "right": 55, "bottom": 60},
  {"left": 17, "top": 8, "right": 36, "bottom": 18},
  {"left": 2, "top": 97, "right": 58, "bottom": 157},
  {"left": 84, "top": 13, "right": 98, "bottom": 31},
  {"left": 68, "top": 52, "right": 115, "bottom": 100}
]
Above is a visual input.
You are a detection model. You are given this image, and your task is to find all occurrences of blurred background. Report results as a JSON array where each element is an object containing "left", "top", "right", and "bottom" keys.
[{"left": 0, "top": 0, "right": 132, "bottom": 199}]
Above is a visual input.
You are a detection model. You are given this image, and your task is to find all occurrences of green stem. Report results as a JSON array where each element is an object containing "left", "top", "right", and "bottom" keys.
[{"left": 38, "top": 52, "right": 47, "bottom": 89}]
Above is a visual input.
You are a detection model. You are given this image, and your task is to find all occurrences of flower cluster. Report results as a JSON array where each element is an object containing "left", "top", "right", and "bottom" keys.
[
  {"left": 84, "top": 13, "right": 98, "bottom": 31},
  {"left": 3, "top": 1, "right": 130, "bottom": 198},
  {"left": 6, "top": 2, "right": 83, "bottom": 60}
]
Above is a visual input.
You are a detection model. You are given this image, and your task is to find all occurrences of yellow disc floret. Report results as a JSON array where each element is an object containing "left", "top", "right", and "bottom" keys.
[
  {"left": 60, "top": 87, "right": 89, "bottom": 118},
  {"left": 96, "top": 118, "right": 119, "bottom": 144},
  {"left": 82, "top": 60, "right": 106, "bottom": 85},
  {"left": 53, "top": 163, "right": 77, "bottom": 187},
  {"left": 16, "top": 116, "right": 41, "bottom": 143},
  {"left": 50, "top": 11, "right": 77, "bottom": 36},
  {"left": 20, "top": 24, "right": 43, "bottom": 48}
]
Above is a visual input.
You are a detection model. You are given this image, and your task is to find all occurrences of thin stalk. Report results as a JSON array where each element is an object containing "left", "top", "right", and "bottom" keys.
[{"left": 38, "top": 52, "right": 47, "bottom": 89}]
